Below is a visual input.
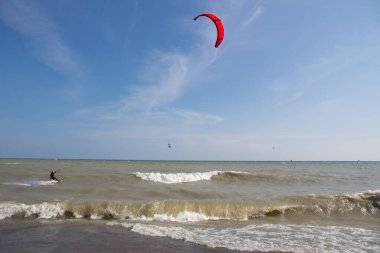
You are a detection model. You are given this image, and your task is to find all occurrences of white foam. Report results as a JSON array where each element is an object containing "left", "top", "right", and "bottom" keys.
[
  {"left": 106, "top": 221, "right": 134, "bottom": 228},
  {"left": 89, "top": 214, "right": 103, "bottom": 220},
  {"left": 133, "top": 171, "right": 221, "bottom": 184},
  {"left": 0, "top": 202, "right": 64, "bottom": 220},
  {"left": 3, "top": 180, "right": 58, "bottom": 187},
  {"left": 131, "top": 223, "right": 380, "bottom": 253},
  {"left": 133, "top": 171, "right": 247, "bottom": 184},
  {"left": 38, "top": 180, "right": 58, "bottom": 186},
  {"left": 3, "top": 182, "right": 31, "bottom": 187},
  {"left": 133, "top": 211, "right": 221, "bottom": 223}
]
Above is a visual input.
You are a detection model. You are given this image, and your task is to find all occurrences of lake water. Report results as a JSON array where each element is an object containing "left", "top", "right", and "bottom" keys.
[{"left": 1, "top": 159, "right": 379, "bottom": 252}]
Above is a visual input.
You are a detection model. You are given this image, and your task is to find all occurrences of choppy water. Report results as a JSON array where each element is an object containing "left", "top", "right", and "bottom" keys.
[{"left": 1, "top": 159, "right": 379, "bottom": 252}]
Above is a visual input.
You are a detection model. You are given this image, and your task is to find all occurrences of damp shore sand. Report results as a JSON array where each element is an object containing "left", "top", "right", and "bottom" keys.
[{"left": 0, "top": 220, "right": 286, "bottom": 253}]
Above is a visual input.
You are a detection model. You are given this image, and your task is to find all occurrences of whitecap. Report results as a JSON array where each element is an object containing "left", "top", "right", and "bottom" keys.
[
  {"left": 0, "top": 202, "right": 64, "bottom": 220},
  {"left": 133, "top": 211, "right": 222, "bottom": 223},
  {"left": 133, "top": 171, "right": 247, "bottom": 184},
  {"left": 133, "top": 171, "right": 221, "bottom": 184}
]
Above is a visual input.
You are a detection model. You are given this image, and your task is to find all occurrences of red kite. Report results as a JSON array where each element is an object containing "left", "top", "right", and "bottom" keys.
[{"left": 194, "top": 13, "right": 224, "bottom": 48}]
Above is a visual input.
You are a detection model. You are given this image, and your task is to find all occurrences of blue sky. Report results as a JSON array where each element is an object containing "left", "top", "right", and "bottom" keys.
[{"left": 1, "top": 0, "right": 380, "bottom": 160}]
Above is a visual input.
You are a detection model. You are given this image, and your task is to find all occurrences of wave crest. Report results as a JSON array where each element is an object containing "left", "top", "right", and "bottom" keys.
[
  {"left": 133, "top": 171, "right": 257, "bottom": 184},
  {"left": 133, "top": 171, "right": 323, "bottom": 184},
  {"left": 0, "top": 202, "right": 63, "bottom": 220},
  {"left": 133, "top": 171, "right": 223, "bottom": 184},
  {"left": 1, "top": 191, "right": 379, "bottom": 221}
]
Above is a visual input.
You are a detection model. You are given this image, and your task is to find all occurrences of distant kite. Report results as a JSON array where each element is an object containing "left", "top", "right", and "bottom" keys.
[
  {"left": 168, "top": 143, "right": 171, "bottom": 149},
  {"left": 194, "top": 13, "right": 224, "bottom": 48}
]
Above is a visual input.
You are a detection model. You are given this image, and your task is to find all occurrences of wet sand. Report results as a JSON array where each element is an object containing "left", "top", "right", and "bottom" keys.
[{"left": 0, "top": 220, "right": 285, "bottom": 253}]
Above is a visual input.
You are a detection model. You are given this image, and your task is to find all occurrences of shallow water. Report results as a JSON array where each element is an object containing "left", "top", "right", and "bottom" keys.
[{"left": 1, "top": 159, "right": 379, "bottom": 252}]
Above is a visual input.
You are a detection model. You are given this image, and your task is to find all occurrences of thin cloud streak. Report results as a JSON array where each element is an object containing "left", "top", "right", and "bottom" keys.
[
  {"left": 70, "top": 47, "right": 223, "bottom": 130},
  {"left": 115, "top": 0, "right": 264, "bottom": 115},
  {"left": 264, "top": 35, "right": 380, "bottom": 108},
  {"left": 70, "top": 1, "right": 264, "bottom": 143},
  {"left": 0, "top": 0, "right": 82, "bottom": 80},
  {"left": 75, "top": 29, "right": 227, "bottom": 128},
  {"left": 122, "top": 52, "right": 189, "bottom": 112},
  {"left": 243, "top": 6, "right": 263, "bottom": 27}
]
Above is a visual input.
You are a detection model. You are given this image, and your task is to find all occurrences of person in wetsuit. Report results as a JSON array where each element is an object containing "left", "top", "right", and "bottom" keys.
[{"left": 50, "top": 170, "right": 60, "bottom": 182}]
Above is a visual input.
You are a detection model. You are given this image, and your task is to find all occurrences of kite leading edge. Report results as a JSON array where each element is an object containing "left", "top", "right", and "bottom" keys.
[{"left": 194, "top": 13, "right": 224, "bottom": 48}]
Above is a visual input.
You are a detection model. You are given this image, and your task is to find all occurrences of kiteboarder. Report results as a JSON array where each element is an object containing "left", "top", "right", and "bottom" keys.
[{"left": 50, "top": 170, "right": 60, "bottom": 182}]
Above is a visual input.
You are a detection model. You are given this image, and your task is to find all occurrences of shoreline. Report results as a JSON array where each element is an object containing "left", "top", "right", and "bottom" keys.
[{"left": 0, "top": 220, "right": 286, "bottom": 253}]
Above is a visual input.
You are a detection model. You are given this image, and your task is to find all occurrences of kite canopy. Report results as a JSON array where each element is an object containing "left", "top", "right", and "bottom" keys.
[{"left": 194, "top": 13, "right": 224, "bottom": 48}]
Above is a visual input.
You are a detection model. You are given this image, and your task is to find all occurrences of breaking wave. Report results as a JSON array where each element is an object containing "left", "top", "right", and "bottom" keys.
[
  {"left": 0, "top": 191, "right": 379, "bottom": 221},
  {"left": 0, "top": 202, "right": 64, "bottom": 220},
  {"left": 132, "top": 171, "right": 223, "bottom": 184},
  {"left": 132, "top": 170, "right": 321, "bottom": 184}
]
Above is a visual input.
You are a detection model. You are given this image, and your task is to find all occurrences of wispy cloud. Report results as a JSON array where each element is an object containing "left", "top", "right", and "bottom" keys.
[
  {"left": 264, "top": 32, "right": 380, "bottom": 108},
  {"left": 73, "top": 49, "right": 223, "bottom": 126},
  {"left": 74, "top": 22, "right": 228, "bottom": 127},
  {"left": 124, "top": 52, "right": 188, "bottom": 112},
  {"left": 70, "top": 0, "right": 264, "bottom": 143},
  {"left": 128, "top": 0, "right": 139, "bottom": 31},
  {"left": 243, "top": 6, "right": 263, "bottom": 27},
  {"left": 204, "top": 0, "right": 264, "bottom": 50},
  {"left": 0, "top": 0, "right": 82, "bottom": 80},
  {"left": 117, "top": 0, "right": 264, "bottom": 114}
]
